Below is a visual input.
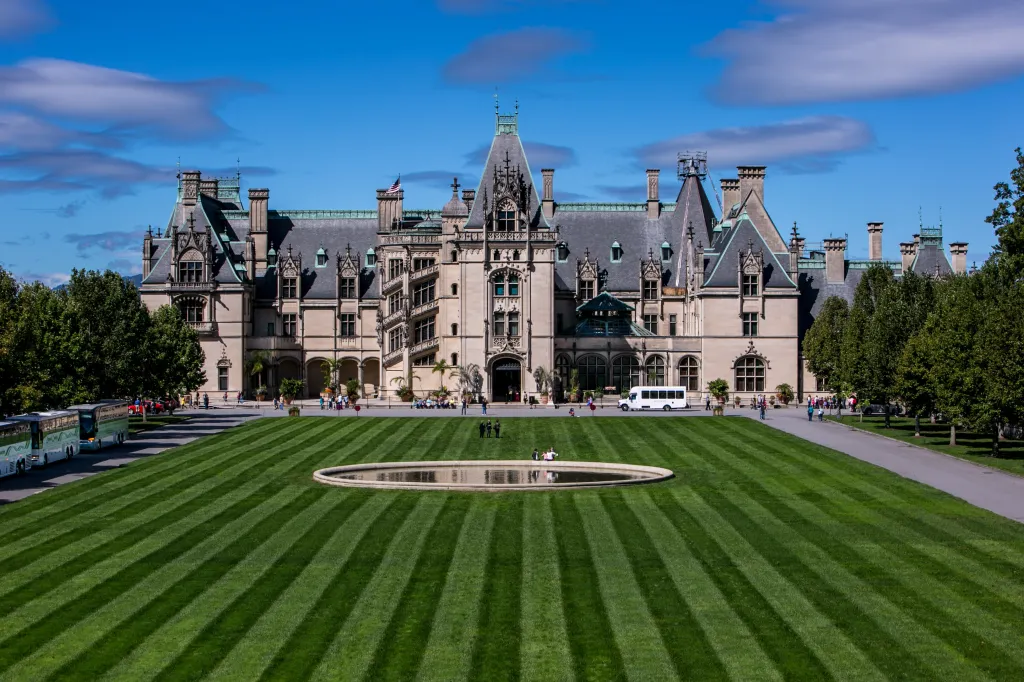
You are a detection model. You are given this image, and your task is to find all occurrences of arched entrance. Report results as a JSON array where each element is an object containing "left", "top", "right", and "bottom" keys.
[
  {"left": 491, "top": 358, "right": 522, "bottom": 403},
  {"left": 362, "top": 358, "right": 380, "bottom": 397},
  {"left": 306, "top": 358, "right": 327, "bottom": 398}
]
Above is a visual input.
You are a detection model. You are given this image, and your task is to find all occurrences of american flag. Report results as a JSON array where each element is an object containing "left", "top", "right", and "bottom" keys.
[{"left": 386, "top": 176, "right": 401, "bottom": 194}]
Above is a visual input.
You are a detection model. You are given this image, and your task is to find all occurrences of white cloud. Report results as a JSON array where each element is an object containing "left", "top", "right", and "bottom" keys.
[
  {"left": 0, "top": 0, "right": 50, "bottom": 39},
  {"left": 443, "top": 28, "right": 585, "bottom": 84},
  {"left": 707, "top": 0, "right": 1024, "bottom": 104},
  {"left": 633, "top": 116, "right": 874, "bottom": 173}
]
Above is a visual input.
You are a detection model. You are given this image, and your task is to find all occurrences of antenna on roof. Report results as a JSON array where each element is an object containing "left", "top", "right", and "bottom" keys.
[{"left": 236, "top": 157, "right": 241, "bottom": 183}]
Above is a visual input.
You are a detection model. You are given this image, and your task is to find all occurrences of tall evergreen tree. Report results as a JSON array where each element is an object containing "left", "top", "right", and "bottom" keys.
[
  {"left": 985, "top": 146, "right": 1024, "bottom": 277},
  {"left": 802, "top": 296, "right": 848, "bottom": 392},
  {"left": 840, "top": 264, "right": 895, "bottom": 402}
]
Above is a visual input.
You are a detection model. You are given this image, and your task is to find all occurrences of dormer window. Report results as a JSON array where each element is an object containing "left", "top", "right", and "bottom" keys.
[
  {"left": 178, "top": 261, "right": 202, "bottom": 283},
  {"left": 742, "top": 274, "right": 759, "bottom": 296},
  {"left": 661, "top": 242, "right": 671, "bottom": 262},
  {"left": 610, "top": 241, "right": 623, "bottom": 263},
  {"left": 579, "top": 279, "right": 595, "bottom": 301},
  {"left": 267, "top": 248, "right": 277, "bottom": 267},
  {"left": 316, "top": 247, "right": 327, "bottom": 268},
  {"left": 643, "top": 280, "right": 659, "bottom": 300},
  {"left": 365, "top": 248, "right": 376, "bottom": 267},
  {"left": 556, "top": 242, "right": 569, "bottom": 262},
  {"left": 340, "top": 277, "right": 356, "bottom": 299},
  {"left": 283, "top": 277, "right": 298, "bottom": 299},
  {"left": 497, "top": 201, "right": 516, "bottom": 231}
]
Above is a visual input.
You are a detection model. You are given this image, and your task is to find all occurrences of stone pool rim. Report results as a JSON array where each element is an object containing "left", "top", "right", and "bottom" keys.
[{"left": 313, "top": 460, "right": 674, "bottom": 492}]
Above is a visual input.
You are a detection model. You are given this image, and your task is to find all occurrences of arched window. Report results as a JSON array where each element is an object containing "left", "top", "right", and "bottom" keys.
[
  {"left": 735, "top": 356, "right": 765, "bottom": 392},
  {"left": 678, "top": 356, "right": 699, "bottom": 391},
  {"left": 577, "top": 355, "right": 606, "bottom": 392},
  {"left": 497, "top": 201, "right": 516, "bottom": 231},
  {"left": 493, "top": 249, "right": 501, "bottom": 261},
  {"left": 451, "top": 323, "right": 458, "bottom": 336},
  {"left": 513, "top": 249, "right": 520, "bottom": 261},
  {"left": 451, "top": 283, "right": 458, "bottom": 296},
  {"left": 365, "top": 248, "right": 376, "bottom": 267},
  {"left": 645, "top": 356, "right": 666, "bottom": 386},
  {"left": 610, "top": 241, "right": 623, "bottom": 263},
  {"left": 611, "top": 355, "right": 640, "bottom": 393},
  {"left": 492, "top": 273, "right": 505, "bottom": 297},
  {"left": 555, "top": 354, "right": 571, "bottom": 398},
  {"left": 508, "top": 273, "right": 519, "bottom": 296},
  {"left": 179, "top": 298, "right": 204, "bottom": 324}
]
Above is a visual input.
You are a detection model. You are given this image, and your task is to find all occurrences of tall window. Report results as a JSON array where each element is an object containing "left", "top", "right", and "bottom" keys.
[
  {"left": 493, "top": 311, "right": 505, "bottom": 336},
  {"left": 679, "top": 356, "right": 699, "bottom": 391},
  {"left": 339, "top": 277, "right": 356, "bottom": 299},
  {"left": 742, "top": 312, "right": 758, "bottom": 337},
  {"left": 266, "top": 322, "right": 275, "bottom": 337},
  {"left": 611, "top": 242, "right": 623, "bottom": 262},
  {"left": 612, "top": 355, "right": 640, "bottom": 392},
  {"left": 388, "top": 258, "right": 404, "bottom": 279},
  {"left": 735, "top": 357, "right": 765, "bottom": 392},
  {"left": 218, "top": 366, "right": 228, "bottom": 391},
  {"left": 413, "top": 281, "right": 435, "bottom": 307},
  {"left": 646, "top": 356, "right": 666, "bottom": 386},
  {"left": 283, "top": 277, "right": 298, "bottom": 299},
  {"left": 508, "top": 274, "right": 519, "bottom": 296},
  {"left": 451, "top": 250, "right": 458, "bottom": 262},
  {"left": 413, "top": 258, "right": 435, "bottom": 271},
  {"left": 389, "top": 328, "right": 402, "bottom": 353},
  {"left": 451, "top": 352, "right": 458, "bottom": 366},
  {"left": 497, "top": 203, "right": 516, "bottom": 231},
  {"left": 451, "top": 323, "right": 458, "bottom": 336},
  {"left": 493, "top": 274, "right": 505, "bottom": 297},
  {"left": 513, "top": 250, "right": 520, "bottom": 261},
  {"left": 179, "top": 261, "right": 202, "bottom": 283},
  {"left": 815, "top": 375, "right": 827, "bottom": 392},
  {"left": 556, "top": 313, "right": 564, "bottom": 334},
  {"left": 643, "top": 280, "right": 658, "bottom": 300},
  {"left": 742, "top": 274, "right": 759, "bottom": 296},
  {"left": 577, "top": 355, "right": 606, "bottom": 391},
  {"left": 414, "top": 317, "right": 435, "bottom": 343},
  {"left": 508, "top": 311, "right": 520, "bottom": 336},
  {"left": 283, "top": 313, "right": 297, "bottom": 337},
  {"left": 180, "top": 299, "right": 203, "bottom": 323},
  {"left": 339, "top": 313, "right": 356, "bottom": 337},
  {"left": 451, "top": 283, "right": 458, "bottom": 296},
  {"left": 579, "top": 279, "right": 595, "bottom": 301},
  {"left": 555, "top": 354, "right": 571, "bottom": 395},
  {"left": 643, "top": 314, "right": 658, "bottom": 335},
  {"left": 388, "top": 293, "right": 401, "bottom": 315},
  {"left": 669, "top": 314, "right": 677, "bottom": 336}
]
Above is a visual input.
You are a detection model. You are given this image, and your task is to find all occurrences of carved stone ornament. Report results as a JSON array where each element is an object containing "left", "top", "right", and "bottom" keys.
[{"left": 734, "top": 340, "right": 771, "bottom": 369}]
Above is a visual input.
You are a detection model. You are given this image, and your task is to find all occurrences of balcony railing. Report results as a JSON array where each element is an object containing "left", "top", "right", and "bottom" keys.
[
  {"left": 383, "top": 348, "right": 404, "bottom": 367},
  {"left": 410, "top": 300, "right": 438, "bottom": 319},
  {"left": 185, "top": 321, "right": 218, "bottom": 335},
  {"left": 459, "top": 230, "right": 558, "bottom": 243},
  {"left": 383, "top": 308, "right": 405, "bottom": 328},
  {"left": 337, "top": 336, "right": 359, "bottom": 348},
  {"left": 166, "top": 280, "right": 216, "bottom": 292},
  {"left": 409, "top": 337, "right": 439, "bottom": 356},
  {"left": 379, "top": 234, "right": 441, "bottom": 245},
  {"left": 409, "top": 263, "right": 439, "bottom": 284},
  {"left": 381, "top": 274, "right": 404, "bottom": 295}
]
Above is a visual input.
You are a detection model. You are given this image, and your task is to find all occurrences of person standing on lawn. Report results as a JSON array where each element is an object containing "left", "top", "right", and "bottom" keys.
[
  {"left": 494, "top": 420, "right": 501, "bottom": 438},
  {"left": 479, "top": 422, "right": 485, "bottom": 438}
]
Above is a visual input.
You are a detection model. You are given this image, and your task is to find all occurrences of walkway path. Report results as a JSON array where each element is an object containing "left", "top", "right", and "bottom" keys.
[
  {"left": 746, "top": 408, "right": 1024, "bottom": 524},
  {"left": 0, "top": 409, "right": 259, "bottom": 504}
]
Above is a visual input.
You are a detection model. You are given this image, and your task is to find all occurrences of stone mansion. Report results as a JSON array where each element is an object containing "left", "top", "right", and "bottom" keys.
[{"left": 139, "top": 110, "right": 968, "bottom": 402}]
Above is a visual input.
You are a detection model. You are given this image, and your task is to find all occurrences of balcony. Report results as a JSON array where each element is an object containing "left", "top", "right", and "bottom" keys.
[
  {"left": 409, "top": 263, "right": 439, "bottom": 284},
  {"left": 383, "top": 308, "right": 405, "bottom": 328},
  {"left": 409, "top": 299, "right": 438, "bottom": 320},
  {"left": 383, "top": 348, "right": 404, "bottom": 367},
  {"left": 458, "top": 230, "right": 558, "bottom": 243},
  {"left": 338, "top": 336, "right": 360, "bottom": 349},
  {"left": 185, "top": 321, "right": 218, "bottom": 335},
  {"left": 409, "top": 337, "right": 439, "bottom": 357},
  {"left": 381, "top": 274, "right": 404, "bottom": 296},
  {"left": 166, "top": 279, "right": 216, "bottom": 293},
  {"left": 379, "top": 233, "right": 441, "bottom": 246}
]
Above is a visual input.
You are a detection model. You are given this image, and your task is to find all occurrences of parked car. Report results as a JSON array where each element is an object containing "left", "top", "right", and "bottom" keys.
[{"left": 860, "top": 403, "right": 904, "bottom": 417}]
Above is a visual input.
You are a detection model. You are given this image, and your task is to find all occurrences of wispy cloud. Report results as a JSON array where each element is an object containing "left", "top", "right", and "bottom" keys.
[
  {"left": 402, "top": 170, "right": 479, "bottom": 190},
  {"left": 0, "top": 150, "right": 171, "bottom": 197},
  {"left": 55, "top": 200, "right": 84, "bottom": 217},
  {"left": 0, "top": 0, "right": 51, "bottom": 39},
  {"left": 633, "top": 116, "right": 875, "bottom": 173},
  {"left": 64, "top": 229, "right": 146, "bottom": 255},
  {"left": 443, "top": 28, "right": 586, "bottom": 84},
  {"left": 19, "top": 271, "right": 68, "bottom": 287},
  {"left": 594, "top": 184, "right": 646, "bottom": 201},
  {"left": 707, "top": 0, "right": 1024, "bottom": 104},
  {"left": 107, "top": 258, "right": 140, "bottom": 275},
  {"left": 464, "top": 141, "right": 577, "bottom": 168},
  {"left": 438, "top": 0, "right": 598, "bottom": 13}
]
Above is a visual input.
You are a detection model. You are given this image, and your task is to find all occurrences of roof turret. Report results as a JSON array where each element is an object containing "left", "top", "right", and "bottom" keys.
[{"left": 442, "top": 177, "right": 469, "bottom": 218}]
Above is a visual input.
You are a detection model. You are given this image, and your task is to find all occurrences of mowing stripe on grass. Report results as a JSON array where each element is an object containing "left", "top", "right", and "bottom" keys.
[
  {"left": 414, "top": 499, "right": 497, "bottom": 682},
  {"left": 601, "top": 491, "right": 730, "bottom": 682},
  {"left": 467, "top": 495, "right": 525, "bottom": 682},
  {"left": 0, "top": 418, "right": 284, "bottom": 555},
  {"left": 625, "top": 492, "right": 782, "bottom": 682},
  {"left": 0, "top": 419, "right": 329, "bottom": 609},
  {"left": 575, "top": 492, "right": 678, "bottom": 682},
  {"left": 206, "top": 493, "right": 396, "bottom": 682},
  {"left": 0, "top": 420, "right": 339, "bottom": 654},
  {"left": 701, "top": 429, "right": 1023, "bottom": 676},
  {"left": 104, "top": 491, "right": 372, "bottom": 682},
  {"left": 550, "top": 492, "right": 626, "bottom": 682},
  {"left": 519, "top": 494, "right": 574, "bottom": 682},
  {"left": 25, "top": 488, "right": 329, "bottom": 682},
  {"left": 363, "top": 494, "right": 472, "bottom": 681},
  {"left": 256, "top": 494, "right": 421, "bottom": 681}
]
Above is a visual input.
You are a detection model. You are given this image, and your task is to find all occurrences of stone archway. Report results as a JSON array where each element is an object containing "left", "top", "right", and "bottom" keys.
[
  {"left": 306, "top": 358, "right": 328, "bottom": 398},
  {"left": 276, "top": 357, "right": 301, "bottom": 398},
  {"left": 362, "top": 358, "right": 381, "bottom": 396},
  {"left": 490, "top": 357, "right": 522, "bottom": 403}
]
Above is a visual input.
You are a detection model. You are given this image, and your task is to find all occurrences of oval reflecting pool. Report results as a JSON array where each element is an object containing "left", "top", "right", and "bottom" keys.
[{"left": 313, "top": 460, "right": 673, "bottom": 491}]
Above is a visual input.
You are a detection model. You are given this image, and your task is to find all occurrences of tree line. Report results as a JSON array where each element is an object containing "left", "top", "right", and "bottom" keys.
[
  {"left": 803, "top": 148, "right": 1024, "bottom": 455},
  {"left": 0, "top": 267, "right": 206, "bottom": 417}
]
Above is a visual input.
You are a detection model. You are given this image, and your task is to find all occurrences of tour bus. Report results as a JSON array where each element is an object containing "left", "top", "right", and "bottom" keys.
[
  {"left": 618, "top": 386, "right": 689, "bottom": 411},
  {"left": 0, "top": 420, "right": 31, "bottom": 478},
  {"left": 10, "top": 410, "right": 80, "bottom": 468},
  {"left": 67, "top": 401, "right": 130, "bottom": 451}
]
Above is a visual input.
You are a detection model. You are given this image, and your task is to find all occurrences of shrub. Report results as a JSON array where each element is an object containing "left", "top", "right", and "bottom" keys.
[
  {"left": 775, "top": 383, "right": 794, "bottom": 405},
  {"left": 287, "top": 406, "right": 300, "bottom": 417},
  {"left": 345, "top": 378, "right": 361, "bottom": 403},
  {"left": 707, "top": 378, "right": 729, "bottom": 404},
  {"left": 279, "top": 378, "right": 305, "bottom": 401}
]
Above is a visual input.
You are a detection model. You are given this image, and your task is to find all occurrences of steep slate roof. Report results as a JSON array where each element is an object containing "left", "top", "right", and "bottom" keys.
[
  {"left": 576, "top": 290, "right": 634, "bottom": 313},
  {"left": 702, "top": 215, "right": 795, "bottom": 289},
  {"left": 464, "top": 118, "right": 548, "bottom": 230},
  {"left": 911, "top": 242, "right": 952, "bottom": 276}
]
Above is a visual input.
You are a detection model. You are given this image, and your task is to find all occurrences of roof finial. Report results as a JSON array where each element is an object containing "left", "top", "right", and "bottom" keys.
[
  {"left": 451, "top": 176, "right": 460, "bottom": 194},
  {"left": 494, "top": 89, "right": 499, "bottom": 114},
  {"left": 918, "top": 206, "right": 923, "bottom": 231},
  {"left": 791, "top": 220, "right": 799, "bottom": 239}
]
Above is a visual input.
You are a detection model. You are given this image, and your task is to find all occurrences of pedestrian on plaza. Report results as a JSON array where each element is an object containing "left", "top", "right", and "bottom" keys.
[
  {"left": 203, "top": 393, "right": 209, "bottom": 410},
  {"left": 482, "top": 398, "right": 487, "bottom": 415},
  {"left": 461, "top": 399, "right": 467, "bottom": 415},
  {"left": 237, "top": 391, "right": 242, "bottom": 405},
  {"left": 486, "top": 420, "right": 492, "bottom": 438},
  {"left": 705, "top": 395, "right": 711, "bottom": 411},
  {"left": 479, "top": 422, "right": 486, "bottom": 438},
  {"left": 807, "top": 403, "right": 814, "bottom": 422},
  {"left": 274, "top": 397, "right": 279, "bottom": 410},
  {"left": 320, "top": 396, "right": 325, "bottom": 410},
  {"left": 817, "top": 407, "right": 824, "bottom": 422},
  {"left": 494, "top": 420, "right": 501, "bottom": 438},
  {"left": 759, "top": 401, "right": 766, "bottom": 420}
]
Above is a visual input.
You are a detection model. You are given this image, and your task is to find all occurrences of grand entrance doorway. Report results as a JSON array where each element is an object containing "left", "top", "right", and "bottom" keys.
[{"left": 491, "top": 359, "right": 522, "bottom": 403}]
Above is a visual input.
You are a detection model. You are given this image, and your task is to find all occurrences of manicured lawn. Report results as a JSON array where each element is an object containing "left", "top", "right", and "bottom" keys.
[
  {"left": 1, "top": 416, "right": 1023, "bottom": 681},
  {"left": 829, "top": 414, "right": 1024, "bottom": 478},
  {"left": 129, "top": 414, "right": 191, "bottom": 436}
]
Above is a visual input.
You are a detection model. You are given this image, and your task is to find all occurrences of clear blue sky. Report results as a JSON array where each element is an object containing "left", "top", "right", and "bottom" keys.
[{"left": 0, "top": 0, "right": 1022, "bottom": 284}]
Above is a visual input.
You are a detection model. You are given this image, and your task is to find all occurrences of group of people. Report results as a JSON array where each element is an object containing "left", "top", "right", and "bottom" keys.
[
  {"left": 478, "top": 419, "right": 502, "bottom": 438},
  {"left": 807, "top": 395, "right": 852, "bottom": 421},
  {"left": 531, "top": 447, "right": 559, "bottom": 461},
  {"left": 414, "top": 398, "right": 458, "bottom": 409},
  {"left": 318, "top": 395, "right": 355, "bottom": 411}
]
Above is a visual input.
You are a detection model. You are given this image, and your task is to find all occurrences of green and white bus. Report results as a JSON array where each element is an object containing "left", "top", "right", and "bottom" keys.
[
  {"left": 68, "top": 401, "right": 130, "bottom": 451},
  {"left": 0, "top": 420, "right": 30, "bottom": 478},
  {"left": 10, "top": 410, "right": 80, "bottom": 468}
]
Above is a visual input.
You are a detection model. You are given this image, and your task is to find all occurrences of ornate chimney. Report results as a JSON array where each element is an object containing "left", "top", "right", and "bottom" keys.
[
  {"left": 249, "top": 188, "right": 269, "bottom": 266},
  {"left": 823, "top": 237, "right": 847, "bottom": 284},
  {"left": 900, "top": 242, "right": 917, "bottom": 273},
  {"left": 949, "top": 242, "right": 968, "bottom": 274},
  {"left": 377, "top": 188, "right": 403, "bottom": 231},
  {"left": 720, "top": 178, "right": 739, "bottom": 213},
  {"left": 867, "top": 222, "right": 883, "bottom": 260},
  {"left": 646, "top": 169, "right": 660, "bottom": 219},
  {"left": 737, "top": 166, "right": 766, "bottom": 205},
  {"left": 181, "top": 170, "right": 201, "bottom": 207},
  {"left": 462, "top": 188, "right": 475, "bottom": 214},
  {"left": 199, "top": 178, "right": 219, "bottom": 199},
  {"left": 541, "top": 169, "right": 554, "bottom": 220}
]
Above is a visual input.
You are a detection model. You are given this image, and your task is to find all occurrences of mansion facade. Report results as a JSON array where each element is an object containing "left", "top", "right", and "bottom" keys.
[{"left": 139, "top": 110, "right": 969, "bottom": 402}]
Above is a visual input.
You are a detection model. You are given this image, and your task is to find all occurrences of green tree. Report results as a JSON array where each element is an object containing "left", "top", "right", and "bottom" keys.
[
  {"left": 247, "top": 350, "right": 271, "bottom": 396},
  {"left": 973, "top": 272, "right": 1024, "bottom": 455},
  {"left": 431, "top": 359, "right": 455, "bottom": 393},
  {"left": 840, "top": 264, "right": 895, "bottom": 399},
  {"left": 802, "top": 296, "right": 848, "bottom": 392},
  {"left": 895, "top": 330, "right": 937, "bottom": 437},
  {"left": 146, "top": 305, "right": 206, "bottom": 400},
  {"left": 0, "top": 267, "right": 18, "bottom": 414},
  {"left": 984, "top": 146, "right": 1024, "bottom": 277}
]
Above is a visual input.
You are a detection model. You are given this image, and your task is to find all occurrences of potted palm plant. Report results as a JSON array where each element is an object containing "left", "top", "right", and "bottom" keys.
[
  {"left": 707, "top": 378, "right": 729, "bottom": 416},
  {"left": 247, "top": 350, "right": 271, "bottom": 401},
  {"left": 568, "top": 368, "right": 580, "bottom": 403},
  {"left": 533, "top": 366, "right": 551, "bottom": 404},
  {"left": 345, "top": 378, "right": 361, "bottom": 405},
  {"left": 775, "top": 383, "right": 794, "bottom": 406},
  {"left": 279, "top": 378, "right": 304, "bottom": 406}
]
